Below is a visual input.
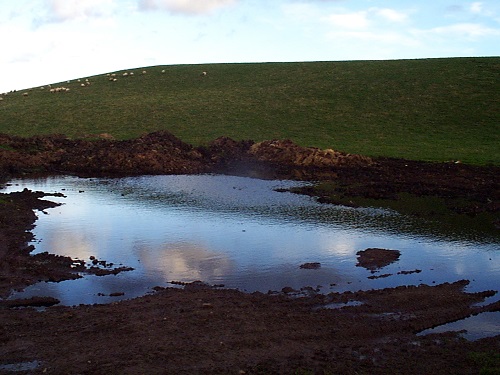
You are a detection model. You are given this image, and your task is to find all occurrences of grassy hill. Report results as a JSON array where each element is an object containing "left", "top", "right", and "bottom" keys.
[{"left": 1, "top": 57, "right": 499, "bottom": 165}]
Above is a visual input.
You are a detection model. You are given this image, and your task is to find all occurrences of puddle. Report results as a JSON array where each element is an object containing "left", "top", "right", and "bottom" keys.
[
  {"left": 316, "top": 300, "right": 364, "bottom": 310},
  {"left": 2, "top": 174, "right": 498, "bottom": 310},
  {"left": 418, "top": 311, "right": 500, "bottom": 341},
  {"left": 0, "top": 361, "right": 40, "bottom": 372}
]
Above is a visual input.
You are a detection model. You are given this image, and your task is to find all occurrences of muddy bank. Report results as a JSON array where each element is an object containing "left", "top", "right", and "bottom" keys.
[
  {"left": 0, "top": 189, "right": 134, "bottom": 298},
  {"left": 0, "top": 131, "right": 375, "bottom": 179},
  {"left": 1, "top": 131, "right": 497, "bottom": 219},
  {"left": 0, "top": 279, "right": 498, "bottom": 374},
  {"left": 0, "top": 131, "right": 499, "bottom": 374}
]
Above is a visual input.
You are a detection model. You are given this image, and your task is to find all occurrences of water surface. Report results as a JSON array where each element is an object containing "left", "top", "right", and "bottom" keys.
[{"left": 3, "top": 175, "right": 498, "bottom": 314}]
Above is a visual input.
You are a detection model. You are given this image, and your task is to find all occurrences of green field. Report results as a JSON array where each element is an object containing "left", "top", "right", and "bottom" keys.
[{"left": 1, "top": 57, "right": 498, "bottom": 165}]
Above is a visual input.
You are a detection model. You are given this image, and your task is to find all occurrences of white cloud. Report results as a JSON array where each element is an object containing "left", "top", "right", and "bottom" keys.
[
  {"left": 44, "top": 0, "right": 118, "bottom": 23},
  {"left": 324, "top": 11, "right": 370, "bottom": 29},
  {"left": 323, "top": 7, "right": 410, "bottom": 31},
  {"left": 469, "top": 1, "right": 499, "bottom": 18},
  {"left": 374, "top": 8, "right": 409, "bottom": 23},
  {"left": 137, "top": 0, "right": 236, "bottom": 15},
  {"left": 327, "top": 30, "right": 419, "bottom": 47},
  {"left": 282, "top": 3, "right": 319, "bottom": 22},
  {"left": 470, "top": 2, "right": 484, "bottom": 15},
  {"left": 427, "top": 22, "right": 500, "bottom": 39}
]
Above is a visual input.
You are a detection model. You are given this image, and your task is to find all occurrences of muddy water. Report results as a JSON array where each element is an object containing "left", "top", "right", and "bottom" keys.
[{"left": 3, "top": 175, "right": 499, "bottom": 310}]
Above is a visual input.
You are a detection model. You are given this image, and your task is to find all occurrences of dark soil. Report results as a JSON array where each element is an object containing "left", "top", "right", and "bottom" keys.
[
  {"left": 356, "top": 248, "right": 401, "bottom": 272},
  {"left": 0, "top": 131, "right": 499, "bottom": 374}
]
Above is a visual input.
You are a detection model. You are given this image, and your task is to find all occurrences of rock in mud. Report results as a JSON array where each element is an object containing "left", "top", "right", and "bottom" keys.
[
  {"left": 299, "top": 262, "right": 322, "bottom": 269},
  {"left": 356, "top": 248, "right": 401, "bottom": 271}
]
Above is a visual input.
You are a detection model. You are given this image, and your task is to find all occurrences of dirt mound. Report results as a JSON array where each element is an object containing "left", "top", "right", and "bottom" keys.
[
  {"left": 250, "top": 139, "right": 373, "bottom": 168},
  {"left": 0, "top": 131, "right": 207, "bottom": 177},
  {"left": 1, "top": 132, "right": 372, "bottom": 179}
]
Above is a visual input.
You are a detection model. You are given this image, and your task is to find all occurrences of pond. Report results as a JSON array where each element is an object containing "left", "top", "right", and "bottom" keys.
[{"left": 3, "top": 174, "right": 499, "bottom": 337}]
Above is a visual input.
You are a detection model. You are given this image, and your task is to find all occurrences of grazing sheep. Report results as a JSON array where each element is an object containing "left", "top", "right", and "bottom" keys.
[
  {"left": 123, "top": 72, "right": 128, "bottom": 77},
  {"left": 161, "top": 70, "right": 165, "bottom": 73},
  {"left": 142, "top": 70, "right": 147, "bottom": 74},
  {"left": 22, "top": 92, "right": 28, "bottom": 97},
  {"left": 50, "top": 87, "right": 70, "bottom": 93},
  {"left": 201, "top": 71, "right": 207, "bottom": 76}
]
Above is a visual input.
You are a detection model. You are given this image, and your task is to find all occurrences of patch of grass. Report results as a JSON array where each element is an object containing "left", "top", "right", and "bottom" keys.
[
  {"left": 469, "top": 351, "right": 500, "bottom": 374},
  {"left": 1, "top": 57, "right": 499, "bottom": 165}
]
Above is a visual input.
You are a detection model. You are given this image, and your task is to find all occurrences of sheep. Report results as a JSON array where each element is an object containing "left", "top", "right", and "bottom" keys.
[
  {"left": 50, "top": 86, "right": 70, "bottom": 93},
  {"left": 123, "top": 72, "right": 128, "bottom": 77},
  {"left": 201, "top": 71, "right": 207, "bottom": 76},
  {"left": 161, "top": 70, "right": 165, "bottom": 73},
  {"left": 142, "top": 70, "right": 147, "bottom": 74},
  {"left": 22, "top": 92, "right": 28, "bottom": 97}
]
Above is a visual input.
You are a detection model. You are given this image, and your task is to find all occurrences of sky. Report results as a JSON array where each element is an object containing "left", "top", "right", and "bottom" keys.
[{"left": 1, "top": 0, "right": 499, "bottom": 92}]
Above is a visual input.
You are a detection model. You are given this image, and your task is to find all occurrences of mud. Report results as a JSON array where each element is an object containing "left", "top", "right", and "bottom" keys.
[
  {"left": 0, "top": 131, "right": 499, "bottom": 374},
  {"left": 356, "top": 248, "right": 401, "bottom": 272}
]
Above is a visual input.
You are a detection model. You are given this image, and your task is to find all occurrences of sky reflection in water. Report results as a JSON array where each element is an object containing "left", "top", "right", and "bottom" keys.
[{"left": 2, "top": 175, "right": 499, "bottom": 311}]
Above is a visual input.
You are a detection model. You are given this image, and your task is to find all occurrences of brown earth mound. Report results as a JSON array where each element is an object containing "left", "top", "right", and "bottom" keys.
[
  {"left": 0, "top": 132, "right": 372, "bottom": 179},
  {"left": 0, "top": 132, "right": 207, "bottom": 176},
  {"left": 249, "top": 139, "right": 373, "bottom": 168}
]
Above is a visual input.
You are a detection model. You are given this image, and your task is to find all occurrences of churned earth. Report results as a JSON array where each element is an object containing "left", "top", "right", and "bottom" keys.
[{"left": 0, "top": 132, "right": 499, "bottom": 374}]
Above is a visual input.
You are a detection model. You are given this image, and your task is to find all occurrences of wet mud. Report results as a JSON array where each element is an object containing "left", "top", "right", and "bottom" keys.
[
  {"left": 356, "top": 248, "right": 401, "bottom": 272},
  {"left": 0, "top": 131, "right": 499, "bottom": 374}
]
